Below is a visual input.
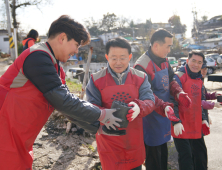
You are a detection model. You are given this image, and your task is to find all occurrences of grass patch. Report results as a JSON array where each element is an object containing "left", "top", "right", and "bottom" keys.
[{"left": 66, "top": 79, "right": 82, "bottom": 93}]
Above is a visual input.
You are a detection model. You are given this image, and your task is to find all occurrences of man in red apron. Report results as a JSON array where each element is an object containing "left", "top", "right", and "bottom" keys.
[
  {"left": 0, "top": 15, "right": 124, "bottom": 170},
  {"left": 86, "top": 37, "right": 179, "bottom": 170},
  {"left": 134, "top": 28, "right": 191, "bottom": 170},
  {"left": 171, "top": 51, "right": 209, "bottom": 170}
]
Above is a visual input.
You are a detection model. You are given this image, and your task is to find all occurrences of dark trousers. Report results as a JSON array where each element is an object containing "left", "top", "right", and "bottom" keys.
[
  {"left": 145, "top": 142, "right": 168, "bottom": 170},
  {"left": 173, "top": 137, "right": 207, "bottom": 170},
  {"left": 131, "top": 165, "right": 142, "bottom": 170}
]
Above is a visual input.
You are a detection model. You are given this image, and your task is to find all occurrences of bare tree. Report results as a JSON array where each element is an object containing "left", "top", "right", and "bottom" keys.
[
  {"left": 117, "top": 16, "right": 129, "bottom": 28},
  {"left": 8, "top": 0, "right": 52, "bottom": 28},
  {"left": 100, "top": 12, "right": 118, "bottom": 32}
]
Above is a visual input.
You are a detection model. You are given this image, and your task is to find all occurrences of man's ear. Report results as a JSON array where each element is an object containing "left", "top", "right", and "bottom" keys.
[
  {"left": 129, "top": 53, "right": 132, "bottom": 60},
  {"left": 58, "top": 33, "right": 66, "bottom": 44},
  {"left": 105, "top": 54, "right": 109, "bottom": 61}
]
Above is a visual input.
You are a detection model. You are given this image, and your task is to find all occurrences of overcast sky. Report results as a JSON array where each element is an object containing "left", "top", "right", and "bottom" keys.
[{"left": 3, "top": 0, "right": 222, "bottom": 38}]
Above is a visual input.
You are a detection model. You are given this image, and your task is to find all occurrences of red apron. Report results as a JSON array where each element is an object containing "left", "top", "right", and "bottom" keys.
[
  {"left": 96, "top": 72, "right": 145, "bottom": 170},
  {"left": 172, "top": 67, "right": 202, "bottom": 139},
  {"left": 0, "top": 43, "right": 63, "bottom": 170}
]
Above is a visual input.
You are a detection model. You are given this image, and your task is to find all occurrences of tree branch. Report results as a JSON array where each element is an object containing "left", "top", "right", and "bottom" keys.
[{"left": 14, "top": 2, "right": 31, "bottom": 9}]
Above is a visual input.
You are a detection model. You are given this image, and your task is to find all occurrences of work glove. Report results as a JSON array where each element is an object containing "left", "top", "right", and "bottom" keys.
[
  {"left": 174, "top": 123, "right": 185, "bottom": 136},
  {"left": 214, "top": 102, "right": 222, "bottom": 108},
  {"left": 164, "top": 106, "right": 180, "bottom": 122},
  {"left": 97, "top": 125, "right": 126, "bottom": 136},
  {"left": 177, "top": 92, "right": 192, "bottom": 108},
  {"left": 98, "top": 109, "right": 122, "bottom": 130},
  {"left": 208, "top": 115, "right": 212, "bottom": 125},
  {"left": 127, "top": 101, "right": 140, "bottom": 122},
  {"left": 202, "top": 120, "right": 210, "bottom": 135},
  {"left": 215, "top": 92, "right": 222, "bottom": 97}
]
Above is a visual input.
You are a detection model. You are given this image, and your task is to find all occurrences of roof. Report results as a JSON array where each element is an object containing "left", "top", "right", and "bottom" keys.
[{"left": 202, "top": 37, "right": 222, "bottom": 43}]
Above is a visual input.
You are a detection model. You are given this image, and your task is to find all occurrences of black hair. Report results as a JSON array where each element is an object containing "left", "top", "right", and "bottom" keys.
[
  {"left": 150, "top": 28, "right": 173, "bottom": 45},
  {"left": 105, "top": 37, "right": 131, "bottom": 54},
  {"left": 188, "top": 50, "right": 205, "bottom": 61},
  {"left": 48, "top": 15, "right": 90, "bottom": 46},
  {"left": 25, "top": 29, "right": 38, "bottom": 41}
]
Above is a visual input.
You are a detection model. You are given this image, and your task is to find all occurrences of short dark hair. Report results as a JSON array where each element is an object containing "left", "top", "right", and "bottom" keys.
[
  {"left": 150, "top": 28, "right": 173, "bottom": 45},
  {"left": 48, "top": 15, "right": 90, "bottom": 46},
  {"left": 106, "top": 37, "right": 131, "bottom": 54},
  {"left": 188, "top": 50, "right": 205, "bottom": 61},
  {"left": 25, "top": 29, "right": 38, "bottom": 41}
]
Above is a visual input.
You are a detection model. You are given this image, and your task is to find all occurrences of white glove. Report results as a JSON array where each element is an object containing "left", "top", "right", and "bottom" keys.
[
  {"left": 174, "top": 123, "right": 185, "bottom": 136},
  {"left": 202, "top": 120, "right": 209, "bottom": 127},
  {"left": 98, "top": 109, "right": 122, "bottom": 130},
  {"left": 214, "top": 102, "right": 222, "bottom": 108},
  {"left": 127, "top": 102, "right": 140, "bottom": 122},
  {"left": 215, "top": 92, "right": 221, "bottom": 97},
  {"left": 208, "top": 115, "right": 212, "bottom": 125}
]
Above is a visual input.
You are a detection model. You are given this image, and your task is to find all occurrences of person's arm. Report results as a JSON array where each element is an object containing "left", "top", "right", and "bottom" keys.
[
  {"left": 86, "top": 76, "right": 105, "bottom": 109},
  {"left": 23, "top": 52, "right": 101, "bottom": 131},
  {"left": 205, "top": 91, "right": 217, "bottom": 100},
  {"left": 202, "top": 100, "right": 215, "bottom": 110},
  {"left": 134, "top": 65, "right": 153, "bottom": 90},
  {"left": 134, "top": 65, "right": 176, "bottom": 118},
  {"left": 168, "top": 61, "right": 175, "bottom": 83},
  {"left": 201, "top": 85, "right": 208, "bottom": 121},
  {"left": 170, "top": 75, "right": 182, "bottom": 125}
]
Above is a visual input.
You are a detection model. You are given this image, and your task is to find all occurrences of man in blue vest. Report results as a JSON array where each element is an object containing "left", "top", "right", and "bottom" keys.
[{"left": 134, "top": 28, "right": 192, "bottom": 170}]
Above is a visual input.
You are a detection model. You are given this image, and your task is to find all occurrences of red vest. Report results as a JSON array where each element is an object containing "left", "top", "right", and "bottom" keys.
[
  {"left": 92, "top": 68, "right": 146, "bottom": 170},
  {"left": 172, "top": 68, "right": 203, "bottom": 139},
  {"left": 0, "top": 43, "right": 63, "bottom": 170}
]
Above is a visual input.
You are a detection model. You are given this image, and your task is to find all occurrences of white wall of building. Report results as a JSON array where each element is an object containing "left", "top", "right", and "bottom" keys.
[
  {"left": 99, "top": 32, "right": 119, "bottom": 45},
  {"left": 0, "top": 35, "right": 9, "bottom": 53}
]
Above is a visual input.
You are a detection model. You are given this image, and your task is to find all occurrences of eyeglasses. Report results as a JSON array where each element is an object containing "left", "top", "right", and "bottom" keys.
[
  {"left": 191, "top": 60, "right": 203, "bottom": 65},
  {"left": 109, "top": 57, "right": 128, "bottom": 62}
]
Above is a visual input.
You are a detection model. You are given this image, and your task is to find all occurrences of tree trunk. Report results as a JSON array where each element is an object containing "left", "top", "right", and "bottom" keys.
[{"left": 12, "top": 0, "right": 17, "bottom": 28}]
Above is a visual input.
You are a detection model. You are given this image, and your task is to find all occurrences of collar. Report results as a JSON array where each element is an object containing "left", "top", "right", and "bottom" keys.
[
  {"left": 46, "top": 42, "right": 60, "bottom": 72},
  {"left": 107, "top": 63, "right": 130, "bottom": 79},
  {"left": 186, "top": 64, "right": 202, "bottom": 79},
  {"left": 146, "top": 46, "right": 167, "bottom": 67}
]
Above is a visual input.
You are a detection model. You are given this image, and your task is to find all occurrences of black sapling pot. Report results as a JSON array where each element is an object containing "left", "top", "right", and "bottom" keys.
[
  {"left": 111, "top": 100, "right": 132, "bottom": 128},
  {"left": 217, "top": 95, "right": 222, "bottom": 102}
]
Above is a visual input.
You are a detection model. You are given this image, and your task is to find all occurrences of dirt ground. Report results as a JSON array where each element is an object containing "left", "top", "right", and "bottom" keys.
[{"left": 2, "top": 59, "right": 222, "bottom": 170}]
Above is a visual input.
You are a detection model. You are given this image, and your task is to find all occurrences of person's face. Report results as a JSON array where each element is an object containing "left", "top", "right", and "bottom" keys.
[
  {"left": 154, "top": 37, "right": 173, "bottom": 58},
  {"left": 106, "top": 47, "right": 132, "bottom": 73},
  {"left": 187, "top": 54, "right": 203, "bottom": 73},
  {"left": 58, "top": 33, "right": 80, "bottom": 62},
  {"left": 201, "top": 67, "right": 208, "bottom": 78}
]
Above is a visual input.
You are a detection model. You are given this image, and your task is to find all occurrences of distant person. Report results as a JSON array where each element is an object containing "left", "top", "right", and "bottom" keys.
[
  {"left": 22, "top": 29, "right": 39, "bottom": 51},
  {"left": 0, "top": 15, "right": 124, "bottom": 170},
  {"left": 201, "top": 59, "right": 222, "bottom": 122}
]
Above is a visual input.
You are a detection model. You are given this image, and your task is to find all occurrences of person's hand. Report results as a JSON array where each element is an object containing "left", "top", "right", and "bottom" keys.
[
  {"left": 208, "top": 115, "right": 212, "bottom": 125},
  {"left": 164, "top": 106, "right": 180, "bottom": 122},
  {"left": 214, "top": 102, "right": 222, "bottom": 108},
  {"left": 127, "top": 102, "right": 140, "bottom": 122},
  {"left": 98, "top": 109, "right": 122, "bottom": 130},
  {"left": 215, "top": 92, "right": 222, "bottom": 97},
  {"left": 177, "top": 92, "right": 192, "bottom": 108},
  {"left": 174, "top": 123, "right": 185, "bottom": 136},
  {"left": 202, "top": 120, "right": 210, "bottom": 135},
  {"left": 98, "top": 125, "right": 126, "bottom": 136}
]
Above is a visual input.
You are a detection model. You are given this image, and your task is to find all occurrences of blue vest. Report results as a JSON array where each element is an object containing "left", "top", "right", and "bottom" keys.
[{"left": 143, "top": 60, "right": 171, "bottom": 146}]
